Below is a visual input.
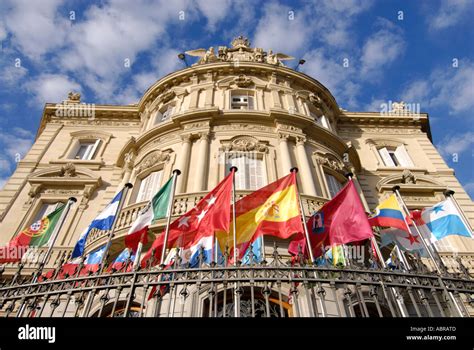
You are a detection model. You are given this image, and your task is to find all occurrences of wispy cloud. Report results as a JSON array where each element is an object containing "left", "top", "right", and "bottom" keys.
[
  {"left": 24, "top": 74, "right": 82, "bottom": 105},
  {"left": 401, "top": 59, "right": 474, "bottom": 115},
  {"left": 360, "top": 18, "right": 405, "bottom": 78},
  {"left": 427, "top": 0, "right": 474, "bottom": 31},
  {"left": 437, "top": 131, "right": 474, "bottom": 158}
]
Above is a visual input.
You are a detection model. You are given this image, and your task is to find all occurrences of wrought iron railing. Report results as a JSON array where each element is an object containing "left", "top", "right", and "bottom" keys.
[{"left": 0, "top": 247, "right": 473, "bottom": 318}]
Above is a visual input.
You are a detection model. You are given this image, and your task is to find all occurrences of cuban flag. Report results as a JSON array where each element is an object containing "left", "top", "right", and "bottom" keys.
[
  {"left": 413, "top": 200, "right": 472, "bottom": 243},
  {"left": 71, "top": 190, "right": 123, "bottom": 258}
]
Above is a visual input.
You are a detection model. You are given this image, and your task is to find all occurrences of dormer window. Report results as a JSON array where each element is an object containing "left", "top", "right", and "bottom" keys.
[
  {"left": 70, "top": 140, "right": 101, "bottom": 160},
  {"left": 231, "top": 91, "right": 254, "bottom": 110}
]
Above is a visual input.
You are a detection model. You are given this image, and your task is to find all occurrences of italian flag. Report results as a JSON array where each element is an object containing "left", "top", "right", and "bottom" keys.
[
  {"left": 125, "top": 177, "right": 173, "bottom": 252},
  {"left": 0, "top": 205, "right": 65, "bottom": 263}
]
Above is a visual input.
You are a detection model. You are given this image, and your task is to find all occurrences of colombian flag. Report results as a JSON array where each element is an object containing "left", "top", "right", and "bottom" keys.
[
  {"left": 369, "top": 194, "right": 410, "bottom": 232},
  {"left": 216, "top": 172, "right": 303, "bottom": 260}
]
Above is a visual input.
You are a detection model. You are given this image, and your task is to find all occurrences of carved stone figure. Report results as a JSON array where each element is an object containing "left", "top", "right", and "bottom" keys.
[
  {"left": 60, "top": 163, "right": 77, "bottom": 177},
  {"left": 67, "top": 92, "right": 81, "bottom": 102},
  {"left": 233, "top": 74, "right": 253, "bottom": 87},
  {"left": 401, "top": 169, "right": 417, "bottom": 184},
  {"left": 185, "top": 47, "right": 218, "bottom": 64},
  {"left": 391, "top": 101, "right": 407, "bottom": 113}
]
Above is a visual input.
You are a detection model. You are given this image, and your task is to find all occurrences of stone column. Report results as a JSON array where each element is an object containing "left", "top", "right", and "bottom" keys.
[
  {"left": 295, "top": 137, "right": 317, "bottom": 197},
  {"left": 278, "top": 133, "right": 292, "bottom": 174},
  {"left": 176, "top": 134, "right": 192, "bottom": 193},
  {"left": 194, "top": 133, "right": 210, "bottom": 192}
]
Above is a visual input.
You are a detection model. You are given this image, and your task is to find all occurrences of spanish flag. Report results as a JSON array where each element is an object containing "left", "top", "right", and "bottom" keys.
[
  {"left": 216, "top": 172, "right": 303, "bottom": 260},
  {"left": 368, "top": 194, "right": 410, "bottom": 232}
]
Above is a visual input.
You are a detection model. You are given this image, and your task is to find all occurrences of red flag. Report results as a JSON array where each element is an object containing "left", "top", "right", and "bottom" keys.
[
  {"left": 289, "top": 180, "right": 373, "bottom": 258},
  {"left": 141, "top": 171, "right": 233, "bottom": 267}
]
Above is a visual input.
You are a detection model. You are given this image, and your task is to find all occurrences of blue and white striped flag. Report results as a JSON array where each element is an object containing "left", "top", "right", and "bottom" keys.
[{"left": 71, "top": 190, "right": 123, "bottom": 258}]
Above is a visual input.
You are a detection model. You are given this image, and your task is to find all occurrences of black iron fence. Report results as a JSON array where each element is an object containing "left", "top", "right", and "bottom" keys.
[{"left": 0, "top": 247, "right": 473, "bottom": 318}]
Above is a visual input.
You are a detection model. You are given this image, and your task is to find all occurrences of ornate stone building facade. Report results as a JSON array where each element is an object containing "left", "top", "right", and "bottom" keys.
[{"left": 0, "top": 37, "right": 472, "bottom": 317}]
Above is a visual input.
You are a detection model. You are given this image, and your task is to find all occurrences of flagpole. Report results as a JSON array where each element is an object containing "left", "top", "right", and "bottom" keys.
[
  {"left": 230, "top": 166, "right": 238, "bottom": 266},
  {"left": 17, "top": 197, "right": 77, "bottom": 317},
  {"left": 443, "top": 190, "right": 474, "bottom": 237},
  {"left": 38, "top": 198, "right": 77, "bottom": 275},
  {"left": 392, "top": 185, "right": 465, "bottom": 317},
  {"left": 344, "top": 173, "right": 409, "bottom": 316},
  {"left": 290, "top": 167, "right": 315, "bottom": 263},
  {"left": 159, "top": 169, "right": 181, "bottom": 267},
  {"left": 99, "top": 183, "right": 133, "bottom": 274}
]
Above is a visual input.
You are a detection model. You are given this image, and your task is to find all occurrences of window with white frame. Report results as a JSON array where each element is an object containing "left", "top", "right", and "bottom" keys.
[
  {"left": 325, "top": 173, "right": 344, "bottom": 198},
  {"left": 378, "top": 145, "right": 414, "bottom": 167},
  {"left": 231, "top": 92, "right": 254, "bottom": 110},
  {"left": 154, "top": 104, "right": 175, "bottom": 125},
  {"left": 29, "top": 202, "right": 64, "bottom": 246},
  {"left": 136, "top": 170, "right": 163, "bottom": 202},
  {"left": 70, "top": 139, "right": 101, "bottom": 160},
  {"left": 225, "top": 153, "right": 266, "bottom": 190}
]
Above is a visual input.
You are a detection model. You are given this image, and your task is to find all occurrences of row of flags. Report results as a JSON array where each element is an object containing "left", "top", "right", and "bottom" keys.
[{"left": 1, "top": 167, "right": 472, "bottom": 274}]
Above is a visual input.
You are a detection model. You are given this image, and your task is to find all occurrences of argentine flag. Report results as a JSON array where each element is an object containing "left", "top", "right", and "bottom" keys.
[
  {"left": 71, "top": 190, "right": 123, "bottom": 258},
  {"left": 415, "top": 200, "right": 472, "bottom": 243}
]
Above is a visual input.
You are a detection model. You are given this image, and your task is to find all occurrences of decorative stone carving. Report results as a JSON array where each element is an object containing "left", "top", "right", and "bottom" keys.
[
  {"left": 183, "top": 122, "right": 209, "bottom": 130},
  {"left": 315, "top": 154, "right": 345, "bottom": 172},
  {"left": 401, "top": 169, "right": 417, "bottom": 184},
  {"left": 67, "top": 91, "right": 81, "bottom": 103},
  {"left": 225, "top": 137, "right": 268, "bottom": 153},
  {"left": 123, "top": 151, "right": 135, "bottom": 171},
  {"left": 213, "top": 124, "right": 272, "bottom": 132},
  {"left": 233, "top": 74, "right": 253, "bottom": 87},
  {"left": 157, "top": 90, "right": 176, "bottom": 104},
  {"left": 136, "top": 150, "right": 171, "bottom": 173},
  {"left": 186, "top": 36, "right": 294, "bottom": 67},
  {"left": 25, "top": 184, "right": 42, "bottom": 205},
  {"left": 390, "top": 101, "right": 407, "bottom": 113},
  {"left": 308, "top": 92, "right": 323, "bottom": 108},
  {"left": 60, "top": 163, "right": 77, "bottom": 177}
]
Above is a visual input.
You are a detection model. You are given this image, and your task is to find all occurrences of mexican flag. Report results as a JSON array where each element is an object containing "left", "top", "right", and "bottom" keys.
[
  {"left": 125, "top": 177, "right": 173, "bottom": 253},
  {"left": 0, "top": 205, "right": 65, "bottom": 263}
]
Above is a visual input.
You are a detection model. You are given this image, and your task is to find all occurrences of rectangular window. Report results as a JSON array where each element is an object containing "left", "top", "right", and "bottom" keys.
[
  {"left": 378, "top": 146, "right": 414, "bottom": 167},
  {"left": 136, "top": 170, "right": 163, "bottom": 202},
  {"left": 73, "top": 140, "right": 100, "bottom": 160},
  {"left": 311, "top": 112, "right": 331, "bottom": 130},
  {"left": 231, "top": 94, "right": 254, "bottom": 110},
  {"left": 325, "top": 173, "right": 343, "bottom": 198},
  {"left": 225, "top": 153, "right": 266, "bottom": 190}
]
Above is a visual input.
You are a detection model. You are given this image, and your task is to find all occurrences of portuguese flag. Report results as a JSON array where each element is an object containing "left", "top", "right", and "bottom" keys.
[{"left": 0, "top": 205, "right": 65, "bottom": 263}]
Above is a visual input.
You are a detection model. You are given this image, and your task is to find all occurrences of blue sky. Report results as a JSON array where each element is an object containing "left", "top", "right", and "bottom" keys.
[{"left": 0, "top": 0, "right": 473, "bottom": 197}]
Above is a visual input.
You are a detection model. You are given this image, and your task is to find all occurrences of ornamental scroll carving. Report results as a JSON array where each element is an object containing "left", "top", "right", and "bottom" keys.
[
  {"left": 136, "top": 150, "right": 171, "bottom": 173},
  {"left": 59, "top": 163, "right": 77, "bottom": 177},
  {"left": 225, "top": 137, "right": 268, "bottom": 153},
  {"left": 315, "top": 154, "right": 345, "bottom": 173},
  {"left": 233, "top": 74, "right": 253, "bottom": 88},
  {"left": 401, "top": 169, "right": 417, "bottom": 184}
]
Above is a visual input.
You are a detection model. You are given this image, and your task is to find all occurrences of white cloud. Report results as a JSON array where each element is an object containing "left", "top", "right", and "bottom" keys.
[
  {"left": 0, "top": 158, "right": 10, "bottom": 173},
  {"left": 0, "top": 65, "right": 28, "bottom": 87},
  {"left": 2, "top": 0, "right": 69, "bottom": 59},
  {"left": 437, "top": 131, "right": 474, "bottom": 157},
  {"left": 302, "top": 49, "right": 361, "bottom": 109},
  {"left": 253, "top": 2, "right": 312, "bottom": 54},
  {"left": 401, "top": 60, "right": 474, "bottom": 114},
  {"left": 24, "top": 74, "right": 81, "bottom": 104},
  {"left": 195, "top": 0, "right": 233, "bottom": 31},
  {"left": 0, "top": 128, "right": 34, "bottom": 174},
  {"left": 428, "top": 0, "right": 473, "bottom": 30},
  {"left": 360, "top": 18, "right": 405, "bottom": 77}
]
